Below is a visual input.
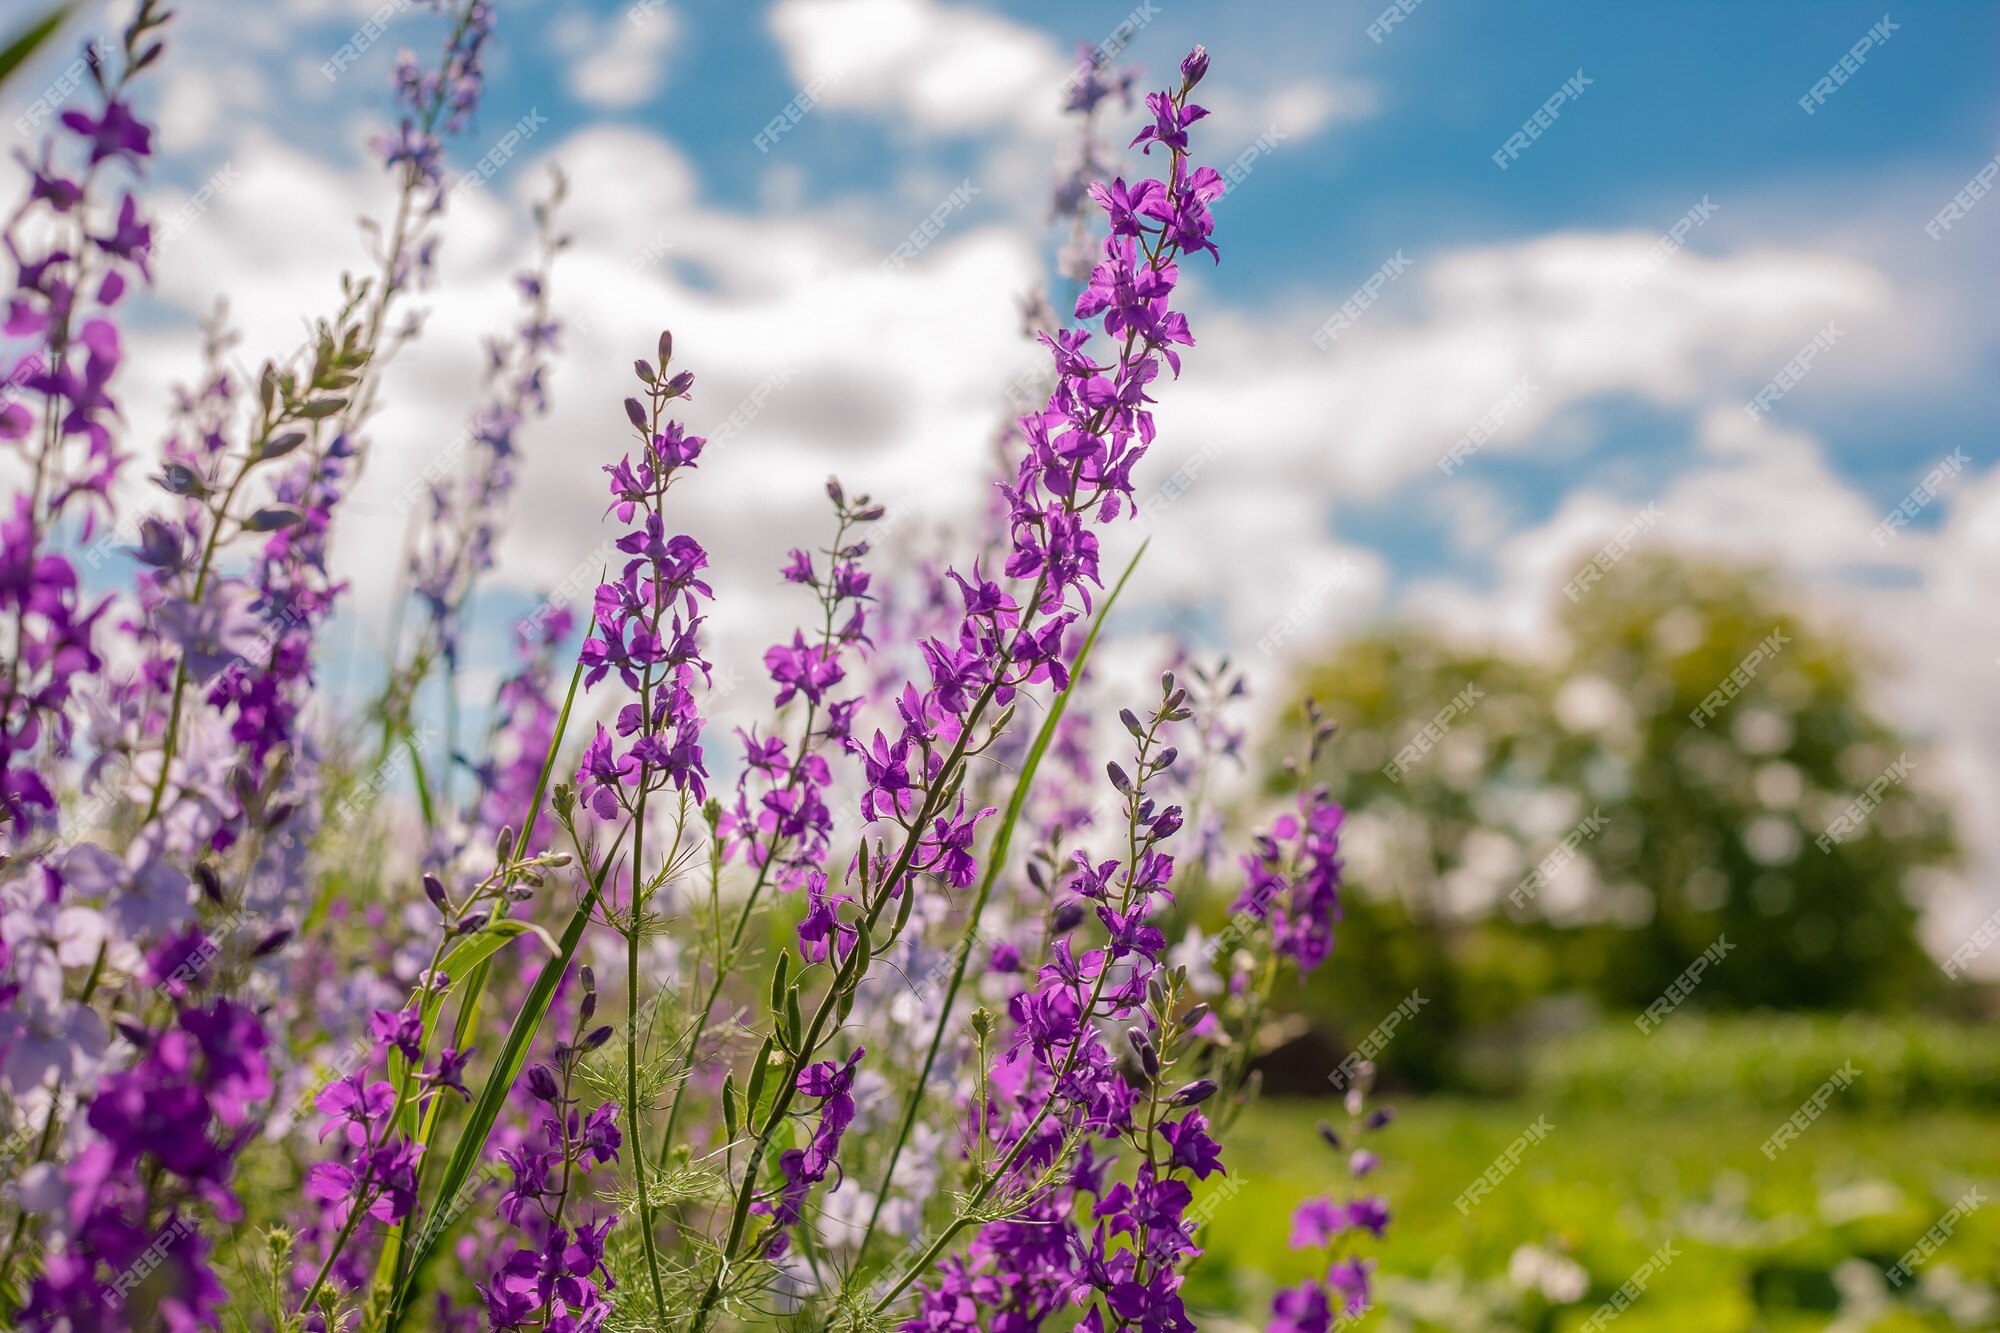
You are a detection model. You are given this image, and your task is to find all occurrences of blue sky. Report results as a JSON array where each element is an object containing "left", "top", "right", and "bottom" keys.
[
  {"left": 6, "top": 0, "right": 1997, "bottom": 950},
  {"left": 396, "top": 0, "right": 1998, "bottom": 582}
]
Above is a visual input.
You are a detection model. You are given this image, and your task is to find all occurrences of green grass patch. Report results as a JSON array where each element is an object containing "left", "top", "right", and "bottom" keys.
[{"left": 1189, "top": 1098, "right": 1999, "bottom": 1331}]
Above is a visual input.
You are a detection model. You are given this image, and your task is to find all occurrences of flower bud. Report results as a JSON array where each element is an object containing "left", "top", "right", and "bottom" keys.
[
  {"left": 583, "top": 1024, "right": 614, "bottom": 1051},
  {"left": 1051, "top": 900, "right": 1086, "bottom": 934},
  {"left": 135, "top": 518, "right": 184, "bottom": 570},
  {"left": 1126, "top": 1027, "right": 1160, "bottom": 1079},
  {"left": 1317, "top": 1119, "right": 1342, "bottom": 1151},
  {"left": 526, "top": 1063, "right": 560, "bottom": 1102},
  {"left": 423, "top": 873, "right": 448, "bottom": 913},
  {"left": 1180, "top": 45, "right": 1209, "bottom": 90},
  {"left": 1171, "top": 1078, "right": 1218, "bottom": 1107}
]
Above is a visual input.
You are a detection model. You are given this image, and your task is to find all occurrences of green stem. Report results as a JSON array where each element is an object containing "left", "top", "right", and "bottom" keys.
[
  {"left": 850, "top": 541, "right": 1147, "bottom": 1272},
  {"left": 143, "top": 453, "right": 254, "bottom": 821},
  {"left": 655, "top": 511, "right": 851, "bottom": 1168},
  {"left": 628, "top": 786, "right": 671, "bottom": 1315},
  {"left": 687, "top": 675, "right": 1011, "bottom": 1333},
  {"left": 867, "top": 698, "right": 1174, "bottom": 1323}
]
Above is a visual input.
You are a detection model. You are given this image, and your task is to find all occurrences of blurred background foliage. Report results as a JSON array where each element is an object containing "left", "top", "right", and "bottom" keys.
[
  {"left": 1244, "top": 550, "right": 1967, "bottom": 1095},
  {"left": 1190, "top": 549, "right": 1993, "bottom": 1330}
]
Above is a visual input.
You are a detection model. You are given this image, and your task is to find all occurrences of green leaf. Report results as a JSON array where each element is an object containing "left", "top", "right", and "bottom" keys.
[
  {"left": 0, "top": 4, "right": 74, "bottom": 94},
  {"left": 401, "top": 732, "right": 438, "bottom": 831},
  {"left": 382, "top": 922, "right": 543, "bottom": 1140},
  {"left": 386, "top": 879, "right": 604, "bottom": 1325},
  {"left": 383, "top": 626, "right": 595, "bottom": 1325}
]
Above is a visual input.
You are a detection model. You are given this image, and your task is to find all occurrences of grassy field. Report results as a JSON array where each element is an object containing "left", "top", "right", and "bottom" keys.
[{"left": 1188, "top": 1099, "right": 2000, "bottom": 1331}]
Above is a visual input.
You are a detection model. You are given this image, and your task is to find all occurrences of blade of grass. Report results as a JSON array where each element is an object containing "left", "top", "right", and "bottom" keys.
[
  {"left": 401, "top": 731, "right": 438, "bottom": 831},
  {"left": 385, "top": 873, "right": 605, "bottom": 1327},
  {"left": 0, "top": 3, "right": 73, "bottom": 92},
  {"left": 379, "top": 620, "right": 594, "bottom": 1316}
]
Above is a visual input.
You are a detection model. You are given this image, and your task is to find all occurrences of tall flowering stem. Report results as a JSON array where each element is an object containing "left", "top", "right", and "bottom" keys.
[
  {"left": 685, "top": 46, "right": 1225, "bottom": 1332},
  {"left": 0, "top": 2, "right": 172, "bottom": 1305},
  {"left": 850, "top": 539, "right": 1145, "bottom": 1269},
  {"left": 1271, "top": 1074, "right": 1395, "bottom": 1331},
  {"left": 537, "top": 331, "right": 712, "bottom": 1319},
  {"left": 883, "top": 674, "right": 1194, "bottom": 1328},
  {"left": 379, "top": 168, "right": 568, "bottom": 809},
  {"left": 655, "top": 480, "right": 880, "bottom": 1163},
  {"left": 138, "top": 0, "right": 493, "bottom": 832},
  {"left": 0, "top": 0, "right": 168, "bottom": 855}
]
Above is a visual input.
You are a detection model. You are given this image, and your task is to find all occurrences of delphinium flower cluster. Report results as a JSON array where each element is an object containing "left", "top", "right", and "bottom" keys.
[
  {"left": 0, "top": 0, "right": 511, "bottom": 1325},
  {"left": 1271, "top": 1065, "right": 1395, "bottom": 1331},
  {"left": 0, "top": 11, "right": 1400, "bottom": 1331}
]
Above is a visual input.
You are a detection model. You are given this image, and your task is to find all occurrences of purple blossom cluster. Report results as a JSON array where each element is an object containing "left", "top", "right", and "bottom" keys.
[
  {"left": 0, "top": 1, "right": 515, "bottom": 1324},
  {"left": 724, "top": 480, "right": 880, "bottom": 895},
  {"left": 754, "top": 1044, "right": 864, "bottom": 1257},
  {"left": 900, "top": 677, "right": 1213, "bottom": 1332},
  {"left": 0, "top": 7, "right": 162, "bottom": 843},
  {"left": 1269, "top": 1071, "right": 1396, "bottom": 1332},
  {"left": 844, "top": 49, "right": 1222, "bottom": 923},
  {"left": 1233, "top": 790, "right": 1346, "bottom": 975},
  {"left": 23, "top": 995, "right": 268, "bottom": 1328},
  {"left": 573, "top": 339, "right": 711, "bottom": 824},
  {"left": 483, "top": 970, "right": 621, "bottom": 1331},
  {"left": 0, "top": 13, "right": 1408, "bottom": 1331}
]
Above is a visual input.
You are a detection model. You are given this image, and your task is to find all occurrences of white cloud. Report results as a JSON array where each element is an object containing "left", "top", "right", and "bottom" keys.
[
  {"left": 765, "top": 0, "right": 1373, "bottom": 160},
  {"left": 550, "top": 3, "right": 678, "bottom": 110},
  {"left": 767, "top": 0, "right": 1069, "bottom": 139}
]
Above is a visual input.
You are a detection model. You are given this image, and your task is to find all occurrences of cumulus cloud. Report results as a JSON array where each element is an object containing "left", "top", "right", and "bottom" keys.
[
  {"left": 550, "top": 3, "right": 678, "bottom": 109},
  {"left": 767, "top": 0, "right": 1071, "bottom": 139}
]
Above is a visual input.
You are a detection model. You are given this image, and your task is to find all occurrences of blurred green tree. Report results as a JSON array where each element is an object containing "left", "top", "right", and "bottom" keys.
[{"left": 1271, "top": 552, "right": 1959, "bottom": 1089}]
